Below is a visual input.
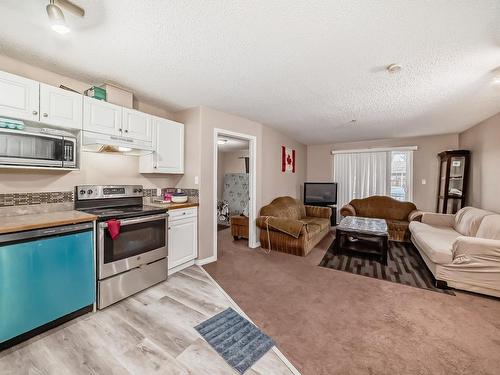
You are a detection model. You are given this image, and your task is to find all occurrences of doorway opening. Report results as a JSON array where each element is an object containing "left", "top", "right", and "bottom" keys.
[{"left": 213, "top": 129, "right": 258, "bottom": 261}]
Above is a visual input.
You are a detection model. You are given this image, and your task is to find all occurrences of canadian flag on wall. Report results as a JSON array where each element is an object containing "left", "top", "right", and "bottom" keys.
[{"left": 281, "top": 146, "right": 296, "bottom": 173}]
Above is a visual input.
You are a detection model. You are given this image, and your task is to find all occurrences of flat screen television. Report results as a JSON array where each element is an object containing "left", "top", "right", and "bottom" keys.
[{"left": 304, "top": 182, "right": 337, "bottom": 205}]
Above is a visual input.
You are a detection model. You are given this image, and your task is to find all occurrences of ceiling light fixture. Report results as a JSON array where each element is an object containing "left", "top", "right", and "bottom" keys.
[
  {"left": 46, "top": 1, "right": 69, "bottom": 34},
  {"left": 46, "top": 0, "right": 85, "bottom": 34},
  {"left": 217, "top": 139, "right": 228, "bottom": 145},
  {"left": 386, "top": 63, "right": 402, "bottom": 73}
]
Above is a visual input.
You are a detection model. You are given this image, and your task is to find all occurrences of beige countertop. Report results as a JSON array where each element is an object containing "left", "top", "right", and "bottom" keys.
[{"left": 0, "top": 210, "right": 97, "bottom": 235}]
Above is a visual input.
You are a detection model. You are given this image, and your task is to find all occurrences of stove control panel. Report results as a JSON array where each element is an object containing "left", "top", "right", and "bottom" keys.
[{"left": 75, "top": 185, "right": 144, "bottom": 200}]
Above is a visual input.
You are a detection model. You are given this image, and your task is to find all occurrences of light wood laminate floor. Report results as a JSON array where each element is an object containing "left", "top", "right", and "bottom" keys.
[{"left": 0, "top": 266, "right": 295, "bottom": 375}]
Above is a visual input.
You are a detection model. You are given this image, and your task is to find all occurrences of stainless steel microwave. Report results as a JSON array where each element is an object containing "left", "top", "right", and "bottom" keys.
[{"left": 0, "top": 127, "right": 77, "bottom": 168}]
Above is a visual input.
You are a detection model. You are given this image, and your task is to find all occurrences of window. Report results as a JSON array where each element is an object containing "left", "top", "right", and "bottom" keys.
[
  {"left": 333, "top": 148, "right": 414, "bottom": 219},
  {"left": 390, "top": 151, "right": 413, "bottom": 201}
]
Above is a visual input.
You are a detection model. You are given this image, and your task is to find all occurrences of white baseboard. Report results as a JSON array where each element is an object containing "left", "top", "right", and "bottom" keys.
[
  {"left": 168, "top": 259, "right": 195, "bottom": 276},
  {"left": 198, "top": 266, "right": 302, "bottom": 375},
  {"left": 195, "top": 255, "right": 217, "bottom": 266}
]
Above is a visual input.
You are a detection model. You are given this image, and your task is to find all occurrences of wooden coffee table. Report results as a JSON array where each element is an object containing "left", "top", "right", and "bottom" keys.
[{"left": 335, "top": 216, "right": 389, "bottom": 265}]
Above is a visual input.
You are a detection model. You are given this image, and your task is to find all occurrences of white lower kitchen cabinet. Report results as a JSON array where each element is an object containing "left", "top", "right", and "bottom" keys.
[{"left": 168, "top": 207, "right": 197, "bottom": 274}]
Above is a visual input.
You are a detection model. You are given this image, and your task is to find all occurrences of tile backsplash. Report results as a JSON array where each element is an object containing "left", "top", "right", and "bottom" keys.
[
  {"left": 0, "top": 191, "right": 74, "bottom": 207},
  {"left": 162, "top": 188, "right": 199, "bottom": 197},
  {"left": 0, "top": 187, "right": 199, "bottom": 207}
]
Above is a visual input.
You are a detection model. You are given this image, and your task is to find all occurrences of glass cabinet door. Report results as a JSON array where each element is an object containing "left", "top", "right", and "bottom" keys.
[{"left": 448, "top": 156, "right": 465, "bottom": 197}]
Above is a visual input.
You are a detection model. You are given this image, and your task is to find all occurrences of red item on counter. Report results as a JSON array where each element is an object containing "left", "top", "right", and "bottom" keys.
[{"left": 107, "top": 219, "right": 121, "bottom": 240}]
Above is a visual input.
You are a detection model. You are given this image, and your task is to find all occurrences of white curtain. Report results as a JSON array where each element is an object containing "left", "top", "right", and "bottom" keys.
[{"left": 334, "top": 152, "right": 388, "bottom": 220}]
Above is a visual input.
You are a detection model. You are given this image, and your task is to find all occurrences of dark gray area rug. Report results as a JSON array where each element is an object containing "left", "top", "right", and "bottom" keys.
[
  {"left": 319, "top": 240, "right": 455, "bottom": 295},
  {"left": 195, "top": 307, "right": 275, "bottom": 374}
]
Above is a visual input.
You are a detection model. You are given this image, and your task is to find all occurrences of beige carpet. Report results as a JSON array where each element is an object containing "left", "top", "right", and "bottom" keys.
[{"left": 204, "top": 228, "right": 500, "bottom": 375}]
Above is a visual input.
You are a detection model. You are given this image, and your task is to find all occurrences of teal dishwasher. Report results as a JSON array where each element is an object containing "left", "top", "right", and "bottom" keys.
[{"left": 0, "top": 222, "right": 95, "bottom": 349}]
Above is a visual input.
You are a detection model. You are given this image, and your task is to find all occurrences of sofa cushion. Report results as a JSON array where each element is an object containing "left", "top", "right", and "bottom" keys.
[
  {"left": 454, "top": 207, "right": 493, "bottom": 237},
  {"left": 476, "top": 215, "right": 500, "bottom": 240},
  {"left": 410, "top": 221, "right": 460, "bottom": 264},
  {"left": 300, "top": 217, "right": 330, "bottom": 233},
  {"left": 350, "top": 195, "right": 416, "bottom": 221}
]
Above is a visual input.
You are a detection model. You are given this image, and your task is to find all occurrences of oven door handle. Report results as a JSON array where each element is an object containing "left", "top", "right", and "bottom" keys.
[{"left": 98, "top": 213, "right": 168, "bottom": 228}]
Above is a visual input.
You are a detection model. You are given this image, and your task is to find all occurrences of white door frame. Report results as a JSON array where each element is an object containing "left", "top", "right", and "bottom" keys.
[{"left": 213, "top": 128, "right": 258, "bottom": 261}]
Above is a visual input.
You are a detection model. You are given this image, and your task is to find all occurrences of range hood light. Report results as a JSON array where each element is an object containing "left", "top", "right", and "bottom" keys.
[{"left": 118, "top": 146, "right": 132, "bottom": 152}]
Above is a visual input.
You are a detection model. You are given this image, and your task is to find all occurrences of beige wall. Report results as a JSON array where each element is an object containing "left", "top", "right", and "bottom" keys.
[
  {"left": 306, "top": 134, "right": 459, "bottom": 211},
  {"left": 222, "top": 150, "right": 249, "bottom": 174},
  {"left": 193, "top": 107, "right": 306, "bottom": 259},
  {"left": 262, "top": 125, "right": 307, "bottom": 205},
  {"left": 198, "top": 107, "right": 263, "bottom": 259},
  {"left": 216, "top": 149, "right": 225, "bottom": 200},
  {"left": 459, "top": 112, "right": 500, "bottom": 213},
  {"left": 0, "top": 54, "right": 180, "bottom": 193}
]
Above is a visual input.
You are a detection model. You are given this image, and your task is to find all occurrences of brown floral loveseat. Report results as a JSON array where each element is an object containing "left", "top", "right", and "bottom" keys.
[
  {"left": 256, "top": 196, "right": 332, "bottom": 256},
  {"left": 340, "top": 195, "right": 422, "bottom": 241}
]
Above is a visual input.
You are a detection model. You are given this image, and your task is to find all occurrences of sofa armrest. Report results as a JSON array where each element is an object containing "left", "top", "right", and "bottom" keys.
[
  {"left": 408, "top": 209, "right": 423, "bottom": 222},
  {"left": 305, "top": 205, "right": 331, "bottom": 219},
  {"left": 452, "top": 236, "right": 500, "bottom": 259},
  {"left": 256, "top": 216, "right": 306, "bottom": 238},
  {"left": 421, "top": 212, "right": 455, "bottom": 227},
  {"left": 340, "top": 204, "right": 356, "bottom": 217}
]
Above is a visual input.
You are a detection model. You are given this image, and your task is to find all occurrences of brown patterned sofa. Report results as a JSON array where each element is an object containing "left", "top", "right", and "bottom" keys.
[
  {"left": 340, "top": 196, "right": 422, "bottom": 241},
  {"left": 256, "top": 196, "right": 332, "bottom": 257}
]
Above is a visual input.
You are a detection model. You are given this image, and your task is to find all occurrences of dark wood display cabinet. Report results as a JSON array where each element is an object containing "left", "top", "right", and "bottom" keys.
[{"left": 436, "top": 150, "right": 470, "bottom": 214}]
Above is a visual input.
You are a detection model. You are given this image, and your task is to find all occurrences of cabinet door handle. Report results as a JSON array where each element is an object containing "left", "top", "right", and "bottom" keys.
[
  {"left": 43, "top": 113, "right": 48, "bottom": 117},
  {"left": 124, "top": 129, "right": 128, "bottom": 133},
  {"left": 119, "top": 128, "right": 123, "bottom": 132},
  {"left": 32, "top": 110, "right": 38, "bottom": 115}
]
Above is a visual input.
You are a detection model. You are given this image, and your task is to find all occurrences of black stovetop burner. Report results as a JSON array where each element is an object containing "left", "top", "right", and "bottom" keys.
[
  {"left": 79, "top": 205, "right": 167, "bottom": 221},
  {"left": 74, "top": 185, "right": 166, "bottom": 221}
]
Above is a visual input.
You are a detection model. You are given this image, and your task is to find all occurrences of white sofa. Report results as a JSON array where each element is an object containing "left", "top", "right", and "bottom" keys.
[{"left": 409, "top": 207, "right": 500, "bottom": 297}]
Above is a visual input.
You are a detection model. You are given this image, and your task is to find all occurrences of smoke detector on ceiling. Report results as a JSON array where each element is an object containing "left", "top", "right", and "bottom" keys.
[{"left": 386, "top": 63, "right": 402, "bottom": 73}]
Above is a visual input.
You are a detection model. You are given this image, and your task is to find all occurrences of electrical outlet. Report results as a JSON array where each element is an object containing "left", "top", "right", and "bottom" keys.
[
  {"left": 194, "top": 176, "right": 199, "bottom": 185},
  {"left": 421, "top": 179, "right": 427, "bottom": 185}
]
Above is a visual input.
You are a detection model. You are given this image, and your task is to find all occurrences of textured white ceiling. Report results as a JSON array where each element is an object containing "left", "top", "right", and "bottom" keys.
[{"left": 1, "top": 1, "right": 500, "bottom": 144}]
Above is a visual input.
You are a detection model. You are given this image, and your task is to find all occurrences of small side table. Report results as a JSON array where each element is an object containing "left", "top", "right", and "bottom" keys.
[{"left": 231, "top": 216, "right": 249, "bottom": 240}]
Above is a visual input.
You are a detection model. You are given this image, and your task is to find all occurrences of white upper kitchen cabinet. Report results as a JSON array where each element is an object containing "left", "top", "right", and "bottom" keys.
[
  {"left": 122, "top": 108, "right": 152, "bottom": 142},
  {"left": 39, "top": 83, "right": 82, "bottom": 130},
  {"left": 0, "top": 70, "right": 39, "bottom": 122},
  {"left": 83, "top": 96, "right": 122, "bottom": 135},
  {"left": 139, "top": 116, "right": 184, "bottom": 174}
]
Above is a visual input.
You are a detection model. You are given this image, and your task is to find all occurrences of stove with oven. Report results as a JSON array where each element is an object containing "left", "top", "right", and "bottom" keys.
[{"left": 75, "top": 185, "right": 167, "bottom": 309}]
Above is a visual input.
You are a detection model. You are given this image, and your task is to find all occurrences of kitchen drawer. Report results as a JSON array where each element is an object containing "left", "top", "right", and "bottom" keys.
[
  {"left": 98, "top": 258, "right": 167, "bottom": 309},
  {"left": 169, "top": 207, "right": 197, "bottom": 221}
]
